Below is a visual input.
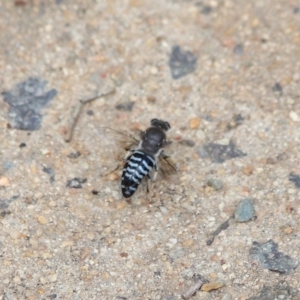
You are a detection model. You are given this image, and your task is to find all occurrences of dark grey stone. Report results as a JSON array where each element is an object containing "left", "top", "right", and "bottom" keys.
[
  {"left": 289, "top": 172, "right": 300, "bottom": 188},
  {"left": 42, "top": 166, "right": 55, "bottom": 184},
  {"left": 0, "top": 195, "right": 19, "bottom": 210},
  {"left": 115, "top": 101, "right": 135, "bottom": 111},
  {"left": 199, "top": 140, "right": 246, "bottom": 163},
  {"left": 169, "top": 46, "right": 197, "bottom": 79},
  {"left": 66, "top": 178, "right": 87, "bottom": 189},
  {"left": 201, "top": 5, "right": 212, "bottom": 15},
  {"left": 2, "top": 77, "right": 57, "bottom": 130},
  {"left": 250, "top": 240, "right": 298, "bottom": 274},
  {"left": 248, "top": 284, "right": 299, "bottom": 300},
  {"left": 272, "top": 82, "right": 283, "bottom": 96},
  {"left": 67, "top": 151, "right": 81, "bottom": 159}
]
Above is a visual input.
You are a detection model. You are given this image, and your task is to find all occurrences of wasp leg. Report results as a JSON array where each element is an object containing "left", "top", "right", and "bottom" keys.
[
  {"left": 123, "top": 149, "right": 135, "bottom": 161},
  {"left": 146, "top": 174, "right": 153, "bottom": 203},
  {"left": 146, "top": 174, "right": 151, "bottom": 194},
  {"left": 146, "top": 166, "right": 159, "bottom": 203}
]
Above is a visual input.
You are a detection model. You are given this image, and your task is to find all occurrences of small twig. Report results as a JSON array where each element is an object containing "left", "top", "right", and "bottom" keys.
[
  {"left": 64, "top": 87, "right": 115, "bottom": 142},
  {"left": 206, "top": 216, "right": 233, "bottom": 246},
  {"left": 181, "top": 279, "right": 206, "bottom": 299}
]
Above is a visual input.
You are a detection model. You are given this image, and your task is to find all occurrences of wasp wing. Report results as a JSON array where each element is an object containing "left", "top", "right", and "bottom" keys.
[
  {"left": 98, "top": 127, "right": 140, "bottom": 152},
  {"left": 95, "top": 127, "right": 141, "bottom": 179},
  {"left": 158, "top": 152, "right": 177, "bottom": 177}
]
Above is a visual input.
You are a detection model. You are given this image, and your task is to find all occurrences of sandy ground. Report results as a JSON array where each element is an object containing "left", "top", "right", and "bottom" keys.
[{"left": 0, "top": 0, "right": 300, "bottom": 299}]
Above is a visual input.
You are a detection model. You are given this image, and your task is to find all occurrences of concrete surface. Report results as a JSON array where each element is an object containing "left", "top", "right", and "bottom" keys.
[{"left": 0, "top": 0, "right": 299, "bottom": 299}]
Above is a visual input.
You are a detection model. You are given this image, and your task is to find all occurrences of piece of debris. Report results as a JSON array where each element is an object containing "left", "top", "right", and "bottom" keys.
[
  {"left": 201, "top": 282, "right": 223, "bottom": 292},
  {"left": 66, "top": 178, "right": 87, "bottom": 189},
  {"left": 234, "top": 198, "right": 255, "bottom": 222},
  {"left": 42, "top": 166, "right": 55, "bottom": 184},
  {"left": 201, "top": 5, "right": 212, "bottom": 15},
  {"left": 92, "top": 190, "right": 99, "bottom": 195},
  {"left": 272, "top": 82, "right": 283, "bottom": 96},
  {"left": 206, "top": 216, "right": 233, "bottom": 246},
  {"left": 0, "top": 195, "right": 19, "bottom": 210},
  {"left": 178, "top": 139, "right": 195, "bottom": 147},
  {"left": 207, "top": 178, "right": 223, "bottom": 191},
  {"left": 169, "top": 45, "right": 197, "bottom": 79},
  {"left": 289, "top": 172, "right": 300, "bottom": 188},
  {"left": 233, "top": 44, "right": 243, "bottom": 55},
  {"left": 86, "top": 109, "right": 94, "bottom": 116},
  {"left": 247, "top": 283, "right": 299, "bottom": 300},
  {"left": 181, "top": 275, "right": 209, "bottom": 300},
  {"left": 115, "top": 101, "right": 135, "bottom": 111},
  {"left": 227, "top": 114, "right": 245, "bottom": 130},
  {"left": 250, "top": 240, "right": 298, "bottom": 274},
  {"left": 67, "top": 151, "right": 81, "bottom": 159},
  {"left": 198, "top": 140, "right": 246, "bottom": 163},
  {"left": 2, "top": 77, "right": 57, "bottom": 130},
  {"left": 64, "top": 86, "right": 115, "bottom": 142}
]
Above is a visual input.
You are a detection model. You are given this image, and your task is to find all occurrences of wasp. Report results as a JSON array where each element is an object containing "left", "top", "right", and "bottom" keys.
[{"left": 120, "top": 118, "right": 177, "bottom": 198}]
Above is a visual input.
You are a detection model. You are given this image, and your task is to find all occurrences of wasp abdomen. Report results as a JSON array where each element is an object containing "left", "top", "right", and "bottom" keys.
[{"left": 121, "top": 150, "right": 155, "bottom": 198}]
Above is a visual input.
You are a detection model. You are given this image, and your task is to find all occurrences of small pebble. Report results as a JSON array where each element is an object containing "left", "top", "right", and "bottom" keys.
[
  {"left": 280, "top": 225, "right": 293, "bottom": 235},
  {"left": 207, "top": 178, "right": 223, "bottom": 191},
  {"left": 272, "top": 82, "right": 283, "bottom": 95},
  {"left": 234, "top": 198, "right": 255, "bottom": 222},
  {"left": 87, "top": 232, "right": 95, "bottom": 240},
  {"left": 242, "top": 165, "right": 253, "bottom": 176},
  {"left": 48, "top": 273, "right": 57, "bottom": 282},
  {"left": 233, "top": 44, "right": 243, "bottom": 55},
  {"left": 289, "top": 111, "right": 300, "bottom": 122},
  {"left": 8, "top": 228, "right": 20, "bottom": 239},
  {"left": 201, "top": 5, "right": 212, "bottom": 15},
  {"left": 37, "top": 215, "right": 48, "bottom": 225},
  {"left": 179, "top": 139, "right": 195, "bottom": 147},
  {"left": 289, "top": 172, "right": 300, "bottom": 188},
  {"left": 61, "top": 240, "right": 74, "bottom": 248},
  {"left": 92, "top": 190, "right": 99, "bottom": 195},
  {"left": 67, "top": 151, "right": 81, "bottom": 159},
  {"left": 189, "top": 117, "right": 201, "bottom": 129},
  {"left": 115, "top": 101, "right": 135, "bottom": 111},
  {"left": 195, "top": 291, "right": 210, "bottom": 300},
  {"left": 0, "top": 176, "right": 10, "bottom": 187},
  {"left": 222, "top": 294, "right": 233, "bottom": 300},
  {"left": 201, "top": 282, "right": 223, "bottom": 291},
  {"left": 159, "top": 206, "right": 168, "bottom": 214}
]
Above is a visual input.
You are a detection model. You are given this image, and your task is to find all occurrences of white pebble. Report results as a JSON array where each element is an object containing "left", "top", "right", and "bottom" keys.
[{"left": 289, "top": 111, "right": 300, "bottom": 122}]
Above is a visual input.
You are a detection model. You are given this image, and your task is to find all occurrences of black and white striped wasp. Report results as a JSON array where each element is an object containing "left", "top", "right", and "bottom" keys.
[{"left": 104, "top": 119, "right": 176, "bottom": 199}]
